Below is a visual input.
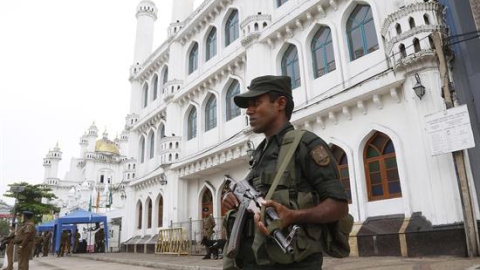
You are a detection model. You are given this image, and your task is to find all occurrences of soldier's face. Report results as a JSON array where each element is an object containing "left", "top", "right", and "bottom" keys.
[{"left": 246, "top": 94, "right": 281, "bottom": 136}]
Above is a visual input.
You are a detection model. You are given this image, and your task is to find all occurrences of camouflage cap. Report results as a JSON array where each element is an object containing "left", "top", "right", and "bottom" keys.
[{"left": 234, "top": 75, "right": 292, "bottom": 108}]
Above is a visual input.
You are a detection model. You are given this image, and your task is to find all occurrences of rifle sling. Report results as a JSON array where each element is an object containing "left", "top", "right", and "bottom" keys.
[{"left": 260, "top": 130, "right": 305, "bottom": 223}]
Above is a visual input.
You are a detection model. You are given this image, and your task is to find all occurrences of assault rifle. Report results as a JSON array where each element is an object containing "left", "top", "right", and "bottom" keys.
[{"left": 224, "top": 175, "right": 299, "bottom": 258}]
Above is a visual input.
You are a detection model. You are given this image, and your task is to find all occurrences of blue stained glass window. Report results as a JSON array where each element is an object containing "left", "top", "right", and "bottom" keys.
[
  {"left": 312, "top": 27, "right": 336, "bottom": 78},
  {"left": 153, "top": 75, "right": 158, "bottom": 100},
  {"left": 140, "top": 137, "right": 145, "bottom": 163},
  {"left": 188, "top": 107, "right": 197, "bottom": 140},
  {"left": 347, "top": 5, "right": 379, "bottom": 61},
  {"left": 162, "top": 67, "right": 168, "bottom": 94},
  {"left": 226, "top": 80, "right": 240, "bottom": 121},
  {"left": 189, "top": 43, "right": 198, "bottom": 74},
  {"left": 206, "top": 28, "right": 217, "bottom": 61},
  {"left": 225, "top": 10, "right": 239, "bottom": 47},
  {"left": 149, "top": 133, "right": 155, "bottom": 159},
  {"left": 205, "top": 95, "right": 217, "bottom": 131},
  {"left": 282, "top": 45, "right": 301, "bottom": 89},
  {"left": 143, "top": 84, "right": 148, "bottom": 108}
]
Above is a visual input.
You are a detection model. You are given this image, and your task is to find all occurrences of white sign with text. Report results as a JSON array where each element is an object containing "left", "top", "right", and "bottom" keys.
[{"left": 425, "top": 105, "right": 475, "bottom": 156}]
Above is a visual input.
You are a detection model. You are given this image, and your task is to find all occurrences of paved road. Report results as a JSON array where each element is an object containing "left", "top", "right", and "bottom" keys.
[
  {"left": 10, "top": 256, "right": 159, "bottom": 270},
  {"left": 5, "top": 253, "right": 480, "bottom": 270}
]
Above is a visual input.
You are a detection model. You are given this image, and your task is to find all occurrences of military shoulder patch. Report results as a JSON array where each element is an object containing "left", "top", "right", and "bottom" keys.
[{"left": 311, "top": 145, "right": 331, "bottom": 167}]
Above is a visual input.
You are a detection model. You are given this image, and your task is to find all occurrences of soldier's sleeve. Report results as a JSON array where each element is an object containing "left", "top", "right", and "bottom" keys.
[{"left": 299, "top": 132, "right": 348, "bottom": 202}]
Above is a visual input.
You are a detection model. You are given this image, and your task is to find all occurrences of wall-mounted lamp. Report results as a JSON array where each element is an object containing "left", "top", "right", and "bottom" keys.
[
  {"left": 160, "top": 173, "right": 168, "bottom": 185},
  {"left": 413, "top": 73, "right": 426, "bottom": 100}
]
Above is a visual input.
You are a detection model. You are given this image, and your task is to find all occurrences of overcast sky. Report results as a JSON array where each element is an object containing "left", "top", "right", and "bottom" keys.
[{"left": 0, "top": 0, "right": 202, "bottom": 205}]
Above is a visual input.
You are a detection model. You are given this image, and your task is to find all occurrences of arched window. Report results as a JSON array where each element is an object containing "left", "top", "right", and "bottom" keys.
[
  {"left": 277, "top": 0, "right": 289, "bottom": 7},
  {"left": 311, "top": 27, "right": 336, "bottom": 78},
  {"left": 159, "top": 125, "right": 165, "bottom": 140},
  {"left": 226, "top": 80, "right": 240, "bottom": 121},
  {"left": 162, "top": 67, "right": 168, "bottom": 94},
  {"left": 409, "top": 17, "right": 416, "bottom": 29},
  {"left": 142, "top": 84, "right": 148, "bottom": 108},
  {"left": 189, "top": 43, "right": 199, "bottom": 74},
  {"left": 423, "top": 14, "right": 430, "bottom": 25},
  {"left": 364, "top": 132, "right": 401, "bottom": 201},
  {"left": 202, "top": 189, "right": 213, "bottom": 219},
  {"left": 205, "top": 95, "right": 217, "bottom": 131},
  {"left": 281, "top": 44, "right": 301, "bottom": 89},
  {"left": 399, "top": 44, "right": 406, "bottom": 58},
  {"left": 147, "top": 199, "right": 152, "bottom": 229},
  {"left": 139, "top": 137, "right": 145, "bottom": 163},
  {"left": 331, "top": 145, "right": 352, "bottom": 203},
  {"left": 137, "top": 201, "right": 143, "bottom": 229},
  {"left": 413, "top": 38, "right": 421, "bottom": 53},
  {"left": 395, "top": 23, "right": 402, "bottom": 35},
  {"left": 347, "top": 4, "right": 379, "bottom": 61},
  {"left": 149, "top": 132, "right": 155, "bottom": 159},
  {"left": 187, "top": 107, "right": 197, "bottom": 140},
  {"left": 158, "top": 195, "right": 163, "bottom": 227},
  {"left": 206, "top": 28, "right": 217, "bottom": 61},
  {"left": 225, "top": 10, "right": 239, "bottom": 47},
  {"left": 152, "top": 74, "right": 158, "bottom": 100}
]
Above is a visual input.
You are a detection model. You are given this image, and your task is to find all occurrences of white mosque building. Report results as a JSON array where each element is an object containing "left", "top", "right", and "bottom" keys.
[
  {"left": 43, "top": 123, "right": 131, "bottom": 217},
  {"left": 45, "top": 0, "right": 479, "bottom": 257}
]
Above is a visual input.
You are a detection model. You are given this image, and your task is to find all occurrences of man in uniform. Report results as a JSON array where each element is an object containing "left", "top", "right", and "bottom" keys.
[
  {"left": 42, "top": 230, "right": 51, "bottom": 257},
  {"left": 15, "top": 211, "right": 36, "bottom": 270},
  {"left": 94, "top": 228, "right": 105, "bottom": 253},
  {"left": 59, "top": 230, "right": 68, "bottom": 256},
  {"left": 73, "top": 229, "right": 81, "bottom": 253},
  {"left": 202, "top": 214, "right": 216, "bottom": 259},
  {"left": 222, "top": 75, "right": 348, "bottom": 269},
  {"left": 2, "top": 224, "right": 16, "bottom": 270},
  {"left": 33, "top": 232, "right": 43, "bottom": 257}
]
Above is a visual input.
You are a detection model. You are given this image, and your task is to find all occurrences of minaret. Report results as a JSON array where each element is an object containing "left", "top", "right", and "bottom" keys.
[
  {"left": 43, "top": 142, "right": 62, "bottom": 182},
  {"left": 87, "top": 122, "right": 99, "bottom": 153},
  {"left": 171, "top": 0, "right": 194, "bottom": 23},
  {"left": 133, "top": 0, "right": 157, "bottom": 65},
  {"left": 79, "top": 132, "right": 88, "bottom": 157},
  {"left": 130, "top": 0, "right": 158, "bottom": 114},
  {"left": 168, "top": 0, "right": 194, "bottom": 36}
]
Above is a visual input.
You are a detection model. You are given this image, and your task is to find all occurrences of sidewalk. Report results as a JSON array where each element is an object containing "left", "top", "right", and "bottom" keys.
[{"left": 34, "top": 252, "right": 480, "bottom": 270}]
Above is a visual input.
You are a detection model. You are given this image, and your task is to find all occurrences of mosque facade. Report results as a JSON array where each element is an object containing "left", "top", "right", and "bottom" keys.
[{"left": 45, "top": 0, "right": 479, "bottom": 257}]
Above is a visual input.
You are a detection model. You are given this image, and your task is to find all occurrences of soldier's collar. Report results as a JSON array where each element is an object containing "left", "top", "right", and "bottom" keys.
[{"left": 270, "top": 122, "right": 294, "bottom": 146}]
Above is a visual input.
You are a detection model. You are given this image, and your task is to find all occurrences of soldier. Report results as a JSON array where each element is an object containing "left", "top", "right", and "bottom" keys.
[
  {"left": 14, "top": 211, "right": 36, "bottom": 270},
  {"left": 33, "top": 232, "right": 43, "bottom": 257},
  {"left": 94, "top": 228, "right": 105, "bottom": 253},
  {"left": 66, "top": 230, "right": 72, "bottom": 254},
  {"left": 73, "top": 229, "right": 81, "bottom": 253},
  {"left": 202, "top": 214, "right": 216, "bottom": 259},
  {"left": 59, "top": 230, "right": 68, "bottom": 256},
  {"left": 222, "top": 75, "right": 348, "bottom": 269},
  {"left": 1, "top": 224, "right": 16, "bottom": 270},
  {"left": 42, "top": 230, "right": 52, "bottom": 257}
]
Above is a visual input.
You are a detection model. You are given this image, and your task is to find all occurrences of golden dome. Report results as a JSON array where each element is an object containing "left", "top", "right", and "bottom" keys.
[{"left": 95, "top": 139, "right": 120, "bottom": 155}]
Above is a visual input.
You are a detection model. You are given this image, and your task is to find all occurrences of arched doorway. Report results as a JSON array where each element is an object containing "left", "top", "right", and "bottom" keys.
[{"left": 201, "top": 189, "right": 213, "bottom": 219}]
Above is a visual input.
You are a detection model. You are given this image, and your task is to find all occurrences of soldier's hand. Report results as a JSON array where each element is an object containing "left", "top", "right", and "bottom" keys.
[
  {"left": 254, "top": 200, "right": 296, "bottom": 236},
  {"left": 221, "top": 191, "right": 239, "bottom": 211}
]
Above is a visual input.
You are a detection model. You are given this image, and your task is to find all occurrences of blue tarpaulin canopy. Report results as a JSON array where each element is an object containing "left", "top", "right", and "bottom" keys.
[
  {"left": 36, "top": 220, "right": 76, "bottom": 232},
  {"left": 54, "top": 209, "right": 108, "bottom": 253}
]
